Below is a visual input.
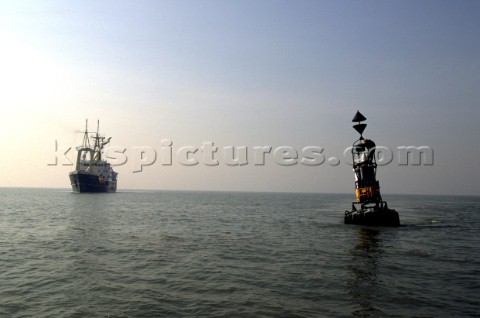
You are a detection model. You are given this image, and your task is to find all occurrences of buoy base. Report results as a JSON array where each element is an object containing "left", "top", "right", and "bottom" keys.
[{"left": 345, "top": 206, "right": 400, "bottom": 227}]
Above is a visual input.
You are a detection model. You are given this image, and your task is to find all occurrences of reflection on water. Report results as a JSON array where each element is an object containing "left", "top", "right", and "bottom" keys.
[{"left": 347, "top": 228, "right": 384, "bottom": 317}]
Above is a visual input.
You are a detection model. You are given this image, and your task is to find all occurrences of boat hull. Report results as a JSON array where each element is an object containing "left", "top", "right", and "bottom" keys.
[
  {"left": 345, "top": 207, "right": 400, "bottom": 227},
  {"left": 69, "top": 171, "right": 117, "bottom": 193}
]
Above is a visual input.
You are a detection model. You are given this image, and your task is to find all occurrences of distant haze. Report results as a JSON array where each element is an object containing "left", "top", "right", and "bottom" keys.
[{"left": 1, "top": 1, "right": 478, "bottom": 195}]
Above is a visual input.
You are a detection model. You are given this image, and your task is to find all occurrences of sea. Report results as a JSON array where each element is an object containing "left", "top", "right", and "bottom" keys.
[{"left": 0, "top": 188, "right": 479, "bottom": 317}]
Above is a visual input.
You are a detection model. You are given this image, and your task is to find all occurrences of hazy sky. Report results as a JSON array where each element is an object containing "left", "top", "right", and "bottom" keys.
[{"left": 1, "top": 0, "right": 479, "bottom": 195}]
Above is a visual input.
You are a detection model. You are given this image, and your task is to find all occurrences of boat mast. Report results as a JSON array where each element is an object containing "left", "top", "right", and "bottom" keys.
[
  {"left": 75, "top": 119, "right": 94, "bottom": 170},
  {"left": 81, "top": 119, "right": 91, "bottom": 149},
  {"left": 93, "top": 119, "right": 102, "bottom": 161}
]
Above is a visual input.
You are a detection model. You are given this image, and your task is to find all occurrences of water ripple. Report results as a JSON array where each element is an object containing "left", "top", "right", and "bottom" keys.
[{"left": 0, "top": 190, "right": 479, "bottom": 317}]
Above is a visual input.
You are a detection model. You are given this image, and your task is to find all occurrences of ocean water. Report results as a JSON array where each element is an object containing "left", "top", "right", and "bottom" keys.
[{"left": 0, "top": 188, "right": 479, "bottom": 317}]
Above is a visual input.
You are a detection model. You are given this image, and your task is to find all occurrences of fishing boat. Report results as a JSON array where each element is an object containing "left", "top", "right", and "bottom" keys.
[{"left": 69, "top": 120, "right": 118, "bottom": 193}]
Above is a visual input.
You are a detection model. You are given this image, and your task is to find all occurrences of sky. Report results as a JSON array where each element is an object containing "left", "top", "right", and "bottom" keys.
[{"left": 0, "top": 0, "right": 479, "bottom": 195}]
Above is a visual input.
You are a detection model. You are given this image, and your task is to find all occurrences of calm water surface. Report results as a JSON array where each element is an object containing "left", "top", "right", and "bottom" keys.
[{"left": 0, "top": 188, "right": 479, "bottom": 317}]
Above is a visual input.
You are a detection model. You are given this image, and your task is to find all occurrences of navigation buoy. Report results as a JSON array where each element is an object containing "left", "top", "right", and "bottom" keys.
[{"left": 344, "top": 111, "right": 400, "bottom": 226}]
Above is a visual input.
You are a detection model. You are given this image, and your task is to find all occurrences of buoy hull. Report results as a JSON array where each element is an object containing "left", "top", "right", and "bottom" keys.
[{"left": 344, "top": 207, "right": 400, "bottom": 227}]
